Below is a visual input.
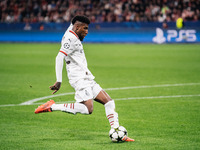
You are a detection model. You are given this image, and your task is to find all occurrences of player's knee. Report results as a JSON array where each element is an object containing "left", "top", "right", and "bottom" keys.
[
  {"left": 81, "top": 100, "right": 93, "bottom": 114},
  {"left": 88, "top": 106, "right": 93, "bottom": 114}
]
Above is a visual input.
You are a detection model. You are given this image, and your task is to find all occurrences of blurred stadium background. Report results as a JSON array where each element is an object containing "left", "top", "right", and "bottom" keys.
[
  {"left": 1, "top": 1, "right": 200, "bottom": 149},
  {"left": 0, "top": 0, "right": 199, "bottom": 43}
]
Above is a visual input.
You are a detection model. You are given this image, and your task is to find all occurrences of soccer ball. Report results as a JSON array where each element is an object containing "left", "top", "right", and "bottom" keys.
[{"left": 109, "top": 126, "right": 128, "bottom": 142}]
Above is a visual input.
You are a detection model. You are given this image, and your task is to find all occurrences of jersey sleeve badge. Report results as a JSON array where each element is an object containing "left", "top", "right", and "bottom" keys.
[{"left": 64, "top": 43, "right": 70, "bottom": 49}]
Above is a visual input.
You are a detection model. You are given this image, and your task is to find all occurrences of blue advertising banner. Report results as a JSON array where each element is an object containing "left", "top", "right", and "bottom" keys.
[{"left": 0, "top": 22, "right": 199, "bottom": 43}]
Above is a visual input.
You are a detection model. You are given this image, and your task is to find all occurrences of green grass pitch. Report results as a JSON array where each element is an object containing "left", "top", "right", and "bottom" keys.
[{"left": 0, "top": 43, "right": 200, "bottom": 150}]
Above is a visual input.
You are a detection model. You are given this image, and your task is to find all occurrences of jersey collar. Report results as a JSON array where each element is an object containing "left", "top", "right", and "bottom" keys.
[{"left": 69, "top": 30, "right": 79, "bottom": 39}]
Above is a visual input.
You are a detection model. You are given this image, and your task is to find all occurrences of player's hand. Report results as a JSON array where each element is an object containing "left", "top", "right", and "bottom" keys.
[{"left": 49, "top": 82, "right": 61, "bottom": 94}]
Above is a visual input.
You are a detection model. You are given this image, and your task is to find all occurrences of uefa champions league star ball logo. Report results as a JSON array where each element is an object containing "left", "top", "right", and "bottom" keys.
[{"left": 64, "top": 43, "right": 70, "bottom": 49}]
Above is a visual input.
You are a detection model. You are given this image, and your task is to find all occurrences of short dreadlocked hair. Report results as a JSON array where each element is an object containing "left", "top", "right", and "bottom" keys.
[{"left": 72, "top": 15, "right": 90, "bottom": 25}]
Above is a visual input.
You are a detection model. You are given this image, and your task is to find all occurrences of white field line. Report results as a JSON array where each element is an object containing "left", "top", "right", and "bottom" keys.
[
  {"left": 0, "top": 82, "right": 200, "bottom": 107},
  {"left": 104, "top": 83, "right": 200, "bottom": 91},
  {"left": 0, "top": 94, "right": 200, "bottom": 107},
  {"left": 114, "top": 94, "right": 200, "bottom": 101},
  {"left": 20, "top": 92, "right": 74, "bottom": 105},
  {"left": 36, "top": 94, "right": 200, "bottom": 104},
  {"left": 20, "top": 82, "right": 200, "bottom": 105}
]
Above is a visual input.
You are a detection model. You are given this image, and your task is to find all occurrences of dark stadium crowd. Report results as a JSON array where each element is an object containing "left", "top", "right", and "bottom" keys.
[{"left": 0, "top": 0, "right": 200, "bottom": 23}]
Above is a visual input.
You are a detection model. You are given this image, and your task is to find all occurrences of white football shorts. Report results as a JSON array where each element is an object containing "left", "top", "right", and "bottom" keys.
[{"left": 71, "top": 79, "right": 102, "bottom": 102}]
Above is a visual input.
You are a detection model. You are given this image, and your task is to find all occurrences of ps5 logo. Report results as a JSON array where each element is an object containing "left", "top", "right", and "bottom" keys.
[
  {"left": 167, "top": 30, "right": 196, "bottom": 42},
  {"left": 153, "top": 28, "right": 197, "bottom": 43}
]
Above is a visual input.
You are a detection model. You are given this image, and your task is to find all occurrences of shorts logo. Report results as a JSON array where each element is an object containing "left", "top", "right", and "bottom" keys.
[
  {"left": 85, "top": 90, "right": 90, "bottom": 96},
  {"left": 64, "top": 43, "right": 70, "bottom": 49}
]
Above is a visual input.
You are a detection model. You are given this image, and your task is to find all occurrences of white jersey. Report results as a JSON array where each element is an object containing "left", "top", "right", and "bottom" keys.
[{"left": 56, "top": 26, "right": 95, "bottom": 86}]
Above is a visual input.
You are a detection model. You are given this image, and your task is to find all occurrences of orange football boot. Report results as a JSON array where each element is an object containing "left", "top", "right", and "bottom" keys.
[
  {"left": 35, "top": 100, "right": 55, "bottom": 114},
  {"left": 123, "top": 136, "right": 135, "bottom": 142}
]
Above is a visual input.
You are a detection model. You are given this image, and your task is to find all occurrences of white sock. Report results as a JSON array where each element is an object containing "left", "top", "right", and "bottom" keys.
[
  {"left": 104, "top": 100, "right": 119, "bottom": 128},
  {"left": 51, "top": 103, "right": 89, "bottom": 114}
]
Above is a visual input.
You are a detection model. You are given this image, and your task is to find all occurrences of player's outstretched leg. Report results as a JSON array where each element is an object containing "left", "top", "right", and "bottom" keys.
[{"left": 35, "top": 100, "right": 89, "bottom": 114}]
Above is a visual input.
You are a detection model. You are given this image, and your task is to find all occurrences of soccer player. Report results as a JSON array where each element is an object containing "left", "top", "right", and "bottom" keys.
[{"left": 35, "top": 15, "right": 134, "bottom": 142}]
